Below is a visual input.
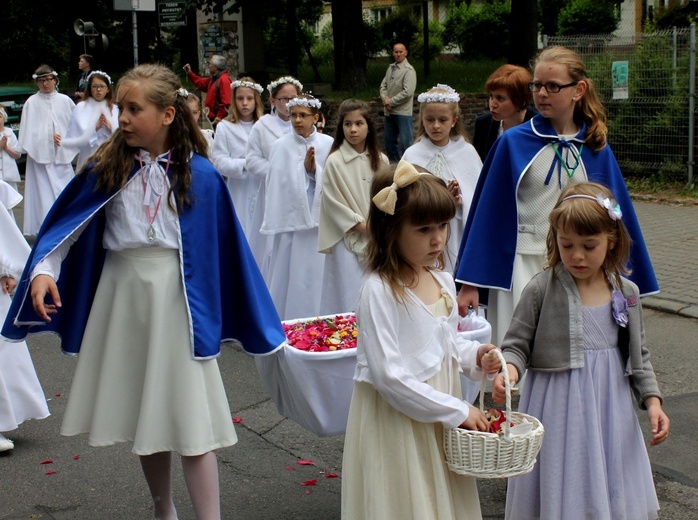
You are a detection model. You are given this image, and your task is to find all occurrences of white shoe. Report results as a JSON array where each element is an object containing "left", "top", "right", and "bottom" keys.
[{"left": 0, "top": 434, "right": 14, "bottom": 452}]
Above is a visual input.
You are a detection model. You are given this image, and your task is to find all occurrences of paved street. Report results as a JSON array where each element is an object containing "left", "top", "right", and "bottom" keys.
[{"left": 0, "top": 197, "right": 697, "bottom": 519}]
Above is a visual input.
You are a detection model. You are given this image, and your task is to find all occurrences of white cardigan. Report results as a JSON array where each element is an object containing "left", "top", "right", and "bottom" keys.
[{"left": 354, "top": 270, "right": 483, "bottom": 428}]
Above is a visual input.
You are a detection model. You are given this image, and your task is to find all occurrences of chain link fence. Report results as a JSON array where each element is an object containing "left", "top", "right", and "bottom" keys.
[{"left": 546, "top": 28, "right": 696, "bottom": 184}]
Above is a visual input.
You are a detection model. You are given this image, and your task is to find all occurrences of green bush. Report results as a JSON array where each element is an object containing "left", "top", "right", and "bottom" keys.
[
  {"left": 378, "top": 8, "right": 420, "bottom": 52},
  {"left": 410, "top": 21, "right": 445, "bottom": 60},
  {"left": 557, "top": 0, "right": 618, "bottom": 36},
  {"left": 443, "top": 1, "right": 510, "bottom": 60}
]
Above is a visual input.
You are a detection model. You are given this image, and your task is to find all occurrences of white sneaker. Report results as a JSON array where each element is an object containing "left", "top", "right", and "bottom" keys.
[{"left": 0, "top": 433, "right": 14, "bottom": 452}]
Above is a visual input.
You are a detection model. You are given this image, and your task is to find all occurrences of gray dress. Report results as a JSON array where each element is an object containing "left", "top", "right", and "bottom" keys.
[{"left": 505, "top": 302, "right": 660, "bottom": 520}]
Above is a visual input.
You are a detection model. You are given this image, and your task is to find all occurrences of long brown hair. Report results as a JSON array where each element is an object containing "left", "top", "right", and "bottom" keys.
[
  {"left": 366, "top": 166, "right": 456, "bottom": 300},
  {"left": 546, "top": 182, "right": 632, "bottom": 288},
  {"left": 89, "top": 64, "right": 209, "bottom": 212},
  {"left": 535, "top": 46, "right": 608, "bottom": 151},
  {"left": 330, "top": 99, "right": 382, "bottom": 172}
]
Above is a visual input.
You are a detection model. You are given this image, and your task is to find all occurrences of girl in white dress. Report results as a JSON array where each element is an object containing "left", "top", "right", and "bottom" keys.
[
  {"left": 0, "top": 108, "right": 22, "bottom": 221},
  {"left": 261, "top": 94, "right": 333, "bottom": 320},
  {"left": 245, "top": 75, "right": 303, "bottom": 273},
  {"left": 494, "top": 182, "right": 670, "bottom": 520},
  {"left": 0, "top": 182, "right": 50, "bottom": 452},
  {"left": 10, "top": 64, "right": 284, "bottom": 520},
  {"left": 19, "top": 64, "right": 76, "bottom": 236},
  {"left": 318, "top": 99, "right": 388, "bottom": 315},
  {"left": 212, "top": 77, "right": 264, "bottom": 234},
  {"left": 402, "top": 84, "right": 482, "bottom": 272},
  {"left": 341, "top": 162, "right": 500, "bottom": 520},
  {"left": 63, "top": 71, "right": 119, "bottom": 172}
]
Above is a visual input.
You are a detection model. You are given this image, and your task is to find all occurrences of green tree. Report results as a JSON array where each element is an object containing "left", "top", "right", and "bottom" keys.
[{"left": 557, "top": 0, "right": 618, "bottom": 36}]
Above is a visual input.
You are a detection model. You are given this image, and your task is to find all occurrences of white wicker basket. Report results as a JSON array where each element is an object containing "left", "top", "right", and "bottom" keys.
[{"left": 444, "top": 350, "right": 544, "bottom": 479}]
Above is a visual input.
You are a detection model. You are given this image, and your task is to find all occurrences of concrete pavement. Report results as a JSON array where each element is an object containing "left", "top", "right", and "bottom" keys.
[{"left": 0, "top": 197, "right": 697, "bottom": 519}]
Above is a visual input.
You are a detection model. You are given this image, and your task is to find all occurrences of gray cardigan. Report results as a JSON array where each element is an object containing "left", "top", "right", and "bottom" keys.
[{"left": 501, "top": 264, "right": 662, "bottom": 409}]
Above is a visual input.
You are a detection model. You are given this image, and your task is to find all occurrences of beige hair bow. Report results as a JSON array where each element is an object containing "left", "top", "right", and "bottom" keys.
[{"left": 372, "top": 160, "right": 425, "bottom": 215}]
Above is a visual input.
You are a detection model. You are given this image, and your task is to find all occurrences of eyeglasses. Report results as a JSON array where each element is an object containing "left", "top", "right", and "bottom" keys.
[
  {"left": 36, "top": 77, "right": 55, "bottom": 84},
  {"left": 528, "top": 81, "right": 578, "bottom": 93},
  {"left": 275, "top": 97, "right": 292, "bottom": 103},
  {"left": 91, "top": 84, "right": 108, "bottom": 91}
]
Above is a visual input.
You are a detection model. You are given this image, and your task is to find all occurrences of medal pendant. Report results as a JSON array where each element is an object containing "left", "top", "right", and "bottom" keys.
[{"left": 147, "top": 225, "right": 156, "bottom": 242}]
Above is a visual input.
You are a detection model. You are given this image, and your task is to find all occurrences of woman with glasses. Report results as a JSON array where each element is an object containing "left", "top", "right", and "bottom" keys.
[
  {"left": 454, "top": 46, "right": 658, "bottom": 346},
  {"left": 63, "top": 71, "right": 119, "bottom": 172},
  {"left": 18, "top": 64, "right": 76, "bottom": 236},
  {"left": 245, "top": 76, "right": 303, "bottom": 276}
]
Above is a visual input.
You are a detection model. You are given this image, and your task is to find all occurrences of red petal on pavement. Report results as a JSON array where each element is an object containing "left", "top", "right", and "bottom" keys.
[
  {"left": 325, "top": 473, "right": 339, "bottom": 478},
  {"left": 305, "top": 490, "right": 311, "bottom": 495},
  {"left": 73, "top": 455, "right": 80, "bottom": 460},
  {"left": 285, "top": 466, "right": 296, "bottom": 471},
  {"left": 297, "top": 459, "right": 315, "bottom": 466},
  {"left": 39, "top": 459, "right": 54, "bottom": 465},
  {"left": 45, "top": 470, "right": 58, "bottom": 475},
  {"left": 55, "top": 393, "right": 61, "bottom": 397},
  {"left": 301, "top": 479, "right": 317, "bottom": 486},
  {"left": 233, "top": 417, "right": 243, "bottom": 424}
]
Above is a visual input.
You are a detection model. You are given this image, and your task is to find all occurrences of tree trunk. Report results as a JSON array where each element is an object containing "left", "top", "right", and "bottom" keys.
[
  {"left": 331, "top": 0, "right": 368, "bottom": 92},
  {"left": 508, "top": 0, "right": 539, "bottom": 67}
]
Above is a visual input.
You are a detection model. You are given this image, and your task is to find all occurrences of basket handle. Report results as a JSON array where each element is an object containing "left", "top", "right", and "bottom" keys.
[{"left": 478, "top": 348, "right": 513, "bottom": 438}]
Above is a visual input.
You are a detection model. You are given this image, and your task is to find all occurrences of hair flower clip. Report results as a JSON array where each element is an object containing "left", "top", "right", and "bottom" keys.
[
  {"left": 286, "top": 97, "right": 322, "bottom": 110},
  {"left": 177, "top": 88, "right": 190, "bottom": 98},
  {"left": 596, "top": 194, "right": 622, "bottom": 221},
  {"left": 231, "top": 80, "right": 264, "bottom": 95},
  {"left": 611, "top": 289, "right": 629, "bottom": 328},
  {"left": 417, "top": 84, "right": 460, "bottom": 104},
  {"left": 87, "top": 70, "right": 112, "bottom": 85}
]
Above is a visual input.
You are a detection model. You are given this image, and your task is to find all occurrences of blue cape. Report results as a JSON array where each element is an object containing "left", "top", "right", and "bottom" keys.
[
  {"left": 455, "top": 114, "right": 658, "bottom": 296},
  {"left": 2, "top": 154, "right": 286, "bottom": 359}
]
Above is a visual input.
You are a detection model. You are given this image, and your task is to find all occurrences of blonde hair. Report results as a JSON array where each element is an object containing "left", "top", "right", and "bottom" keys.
[
  {"left": 546, "top": 182, "right": 632, "bottom": 288},
  {"left": 535, "top": 46, "right": 608, "bottom": 151},
  {"left": 225, "top": 76, "right": 264, "bottom": 123},
  {"left": 89, "top": 64, "right": 209, "bottom": 212},
  {"left": 415, "top": 85, "right": 469, "bottom": 143},
  {"left": 366, "top": 165, "right": 456, "bottom": 301}
]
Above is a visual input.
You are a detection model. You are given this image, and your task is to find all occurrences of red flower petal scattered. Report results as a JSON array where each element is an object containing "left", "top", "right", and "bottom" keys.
[
  {"left": 39, "top": 459, "right": 54, "bottom": 465},
  {"left": 55, "top": 393, "right": 61, "bottom": 397},
  {"left": 284, "top": 314, "right": 358, "bottom": 352},
  {"left": 297, "top": 459, "right": 315, "bottom": 466},
  {"left": 325, "top": 473, "right": 339, "bottom": 479},
  {"left": 233, "top": 417, "right": 243, "bottom": 424},
  {"left": 73, "top": 455, "right": 80, "bottom": 460},
  {"left": 301, "top": 479, "right": 317, "bottom": 486},
  {"left": 285, "top": 466, "right": 296, "bottom": 471},
  {"left": 45, "top": 470, "right": 57, "bottom": 475},
  {"left": 305, "top": 490, "right": 311, "bottom": 495}
]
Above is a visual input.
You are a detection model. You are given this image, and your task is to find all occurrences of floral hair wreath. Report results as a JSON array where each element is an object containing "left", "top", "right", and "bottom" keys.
[
  {"left": 417, "top": 83, "right": 460, "bottom": 104},
  {"left": 267, "top": 76, "right": 303, "bottom": 95},
  {"left": 561, "top": 193, "right": 623, "bottom": 221},
  {"left": 287, "top": 96, "right": 322, "bottom": 110},
  {"left": 32, "top": 71, "right": 59, "bottom": 80},
  {"left": 176, "top": 88, "right": 190, "bottom": 98},
  {"left": 231, "top": 80, "right": 264, "bottom": 95},
  {"left": 87, "top": 70, "right": 112, "bottom": 85}
]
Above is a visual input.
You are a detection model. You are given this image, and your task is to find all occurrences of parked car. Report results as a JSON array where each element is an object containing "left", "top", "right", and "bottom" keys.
[{"left": 0, "top": 86, "right": 35, "bottom": 171}]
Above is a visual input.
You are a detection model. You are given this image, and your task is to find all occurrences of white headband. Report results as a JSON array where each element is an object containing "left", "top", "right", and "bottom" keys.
[
  {"left": 32, "top": 71, "right": 58, "bottom": 80},
  {"left": 417, "top": 83, "right": 460, "bottom": 104},
  {"left": 286, "top": 97, "right": 321, "bottom": 110},
  {"left": 87, "top": 70, "right": 112, "bottom": 85},
  {"left": 232, "top": 80, "right": 263, "bottom": 95},
  {"left": 561, "top": 193, "right": 623, "bottom": 221},
  {"left": 267, "top": 76, "right": 303, "bottom": 95}
]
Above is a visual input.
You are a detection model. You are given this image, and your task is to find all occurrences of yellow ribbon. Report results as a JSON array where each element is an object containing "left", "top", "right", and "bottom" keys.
[{"left": 372, "top": 160, "right": 425, "bottom": 215}]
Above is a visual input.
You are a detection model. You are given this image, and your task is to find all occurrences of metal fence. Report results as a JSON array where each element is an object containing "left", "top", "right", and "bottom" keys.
[{"left": 546, "top": 27, "right": 696, "bottom": 184}]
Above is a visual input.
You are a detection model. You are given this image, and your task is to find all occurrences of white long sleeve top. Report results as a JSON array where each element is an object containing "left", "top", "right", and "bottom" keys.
[
  {"left": 212, "top": 119, "right": 254, "bottom": 180},
  {"left": 354, "top": 270, "right": 484, "bottom": 428},
  {"left": 0, "top": 128, "right": 22, "bottom": 183},
  {"left": 18, "top": 90, "right": 76, "bottom": 164},
  {"left": 245, "top": 112, "right": 291, "bottom": 179}
]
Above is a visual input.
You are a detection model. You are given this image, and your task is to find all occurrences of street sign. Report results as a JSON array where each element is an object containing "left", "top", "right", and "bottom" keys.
[
  {"left": 113, "top": 0, "right": 156, "bottom": 11},
  {"left": 158, "top": 1, "right": 187, "bottom": 28}
]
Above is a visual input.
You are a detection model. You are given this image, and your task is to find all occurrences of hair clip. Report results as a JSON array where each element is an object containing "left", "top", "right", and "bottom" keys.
[
  {"left": 561, "top": 193, "right": 623, "bottom": 221},
  {"left": 417, "top": 84, "right": 460, "bottom": 104},
  {"left": 231, "top": 80, "right": 264, "bottom": 95},
  {"left": 372, "top": 160, "right": 426, "bottom": 215},
  {"left": 176, "top": 88, "right": 190, "bottom": 98}
]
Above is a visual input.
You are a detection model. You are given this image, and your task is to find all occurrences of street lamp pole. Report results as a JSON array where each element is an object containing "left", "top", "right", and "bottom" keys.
[{"left": 132, "top": 0, "right": 140, "bottom": 66}]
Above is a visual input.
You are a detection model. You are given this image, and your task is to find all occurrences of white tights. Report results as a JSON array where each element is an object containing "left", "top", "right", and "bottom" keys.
[{"left": 140, "top": 451, "right": 221, "bottom": 520}]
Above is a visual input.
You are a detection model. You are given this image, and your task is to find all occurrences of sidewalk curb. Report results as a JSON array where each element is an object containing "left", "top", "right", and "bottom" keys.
[{"left": 642, "top": 297, "right": 698, "bottom": 320}]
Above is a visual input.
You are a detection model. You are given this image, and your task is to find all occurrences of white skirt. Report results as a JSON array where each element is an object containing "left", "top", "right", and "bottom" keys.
[
  {"left": 0, "top": 293, "right": 50, "bottom": 432},
  {"left": 22, "top": 157, "right": 74, "bottom": 236},
  {"left": 319, "top": 240, "right": 366, "bottom": 316},
  {"left": 60, "top": 247, "right": 237, "bottom": 456}
]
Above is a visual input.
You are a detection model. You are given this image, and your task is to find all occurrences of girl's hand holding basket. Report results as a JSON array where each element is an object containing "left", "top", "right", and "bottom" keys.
[{"left": 492, "top": 363, "right": 520, "bottom": 404}]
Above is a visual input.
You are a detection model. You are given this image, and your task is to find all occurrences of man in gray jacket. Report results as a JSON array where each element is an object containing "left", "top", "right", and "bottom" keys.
[{"left": 380, "top": 43, "right": 417, "bottom": 162}]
